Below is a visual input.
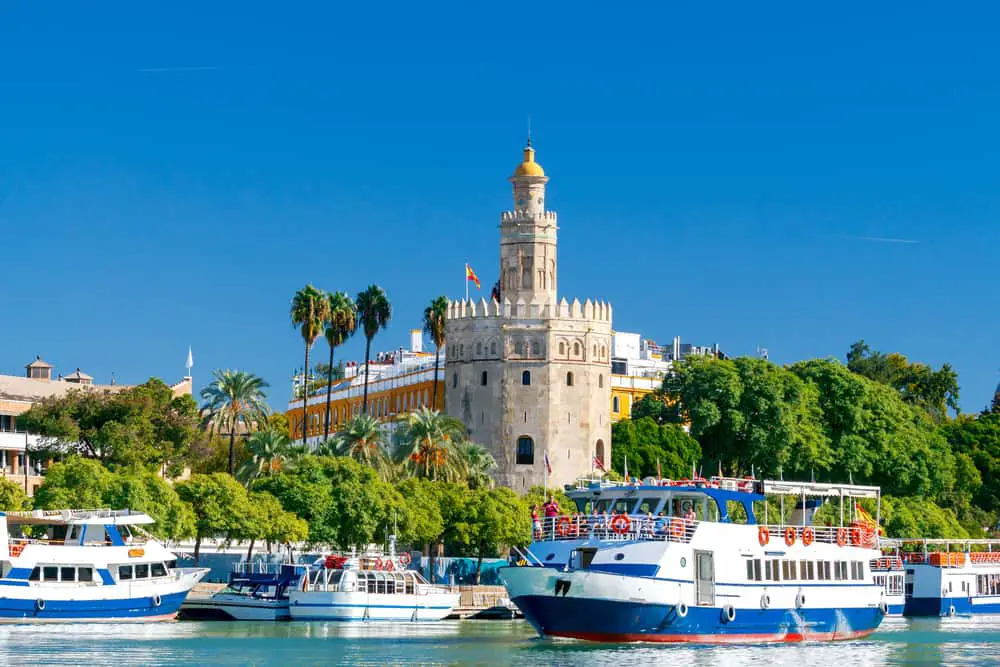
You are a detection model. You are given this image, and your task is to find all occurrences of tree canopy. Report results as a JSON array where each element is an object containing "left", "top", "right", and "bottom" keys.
[{"left": 611, "top": 417, "right": 701, "bottom": 480}]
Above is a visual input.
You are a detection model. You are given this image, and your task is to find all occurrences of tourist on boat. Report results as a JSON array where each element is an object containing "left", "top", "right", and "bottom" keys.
[
  {"left": 654, "top": 511, "right": 667, "bottom": 535},
  {"left": 530, "top": 505, "right": 542, "bottom": 539},
  {"left": 543, "top": 495, "right": 560, "bottom": 518},
  {"left": 683, "top": 502, "right": 696, "bottom": 522},
  {"left": 643, "top": 512, "right": 655, "bottom": 538}
]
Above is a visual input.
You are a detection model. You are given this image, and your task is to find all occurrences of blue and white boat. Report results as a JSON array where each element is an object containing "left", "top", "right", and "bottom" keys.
[
  {"left": 501, "top": 477, "right": 889, "bottom": 643},
  {"left": 181, "top": 560, "right": 306, "bottom": 621},
  {"left": 870, "top": 555, "right": 905, "bottom": 615},
  {"left": 289, "top": 551, "right": 459, "bottom": 621},
  {"left": 889, "top": 539, "right": 1000, "bottom": 617},
  {"left": 0, "top": 508, "right": 207, "bottom": 622}
]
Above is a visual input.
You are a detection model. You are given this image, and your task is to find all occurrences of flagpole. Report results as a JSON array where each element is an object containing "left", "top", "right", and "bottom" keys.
[
  {"left": 465, "top": 263, "right": 469, "bottom": 301},
  {"left": 543, "top": 450, "right": 548, "bottom": 496}
]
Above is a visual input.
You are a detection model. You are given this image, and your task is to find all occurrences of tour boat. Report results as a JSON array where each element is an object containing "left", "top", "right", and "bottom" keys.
[
  {"left": 180, "top": 560, "right": 306, "bottom": 621},
  {"left": 870, "top": 555, "right": 905, "bottom": 615},
  {"left": 889, "top": 539, "right": 1000, "bottom": 616},
  {"left": 0, "top": 509, "right": 207, "bottom": 622},
  {"left": 501, "top": 477, "right": 889, "bottom": 643},
  {"left": 288, "top": 550, "right": 460, "bottom": 621}
]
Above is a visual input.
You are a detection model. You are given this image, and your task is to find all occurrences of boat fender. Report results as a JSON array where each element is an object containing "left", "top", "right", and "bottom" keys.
[
  {"left": 761, "top": 594, "right": 771, "bottom": 609},
  {"left": 948, "top": 605, "right": 956, "bottom": 617},
  {"left": 153, "top": 595, "right": 162, "bottom": 608},
  {"left": 878, "top": 601, "right": 888, "bottom": 615},
  {"left": 35, "top": 599, "right": 45, "bottom": 612},
  {"left": 675, "top": 602, "right": 688, "bottom": 618},
  {"left": 796, "top": 592, "right": 806, "bottom": 609},
  {"left": 721, "top": 605, "right": 736, "bottom": 623}
]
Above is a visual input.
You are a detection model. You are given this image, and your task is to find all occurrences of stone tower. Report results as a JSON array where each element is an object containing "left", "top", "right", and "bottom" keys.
[{"left": 445, "top": 141, "right": 612, "bottom": 491}]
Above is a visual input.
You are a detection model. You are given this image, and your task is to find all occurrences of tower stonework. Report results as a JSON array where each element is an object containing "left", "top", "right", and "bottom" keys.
[{"left": 445, "top": 142, "right": 612, "bottom": 491}]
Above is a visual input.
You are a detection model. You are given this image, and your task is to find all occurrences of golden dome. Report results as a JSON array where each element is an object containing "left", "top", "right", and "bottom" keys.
[{"left": 513, "top": 143, "right": 545, "bottom": 178}]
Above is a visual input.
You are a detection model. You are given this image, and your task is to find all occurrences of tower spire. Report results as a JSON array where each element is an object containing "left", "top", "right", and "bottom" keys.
[{"left": 527, "top": 115, "right": 532, "bottom": 147}]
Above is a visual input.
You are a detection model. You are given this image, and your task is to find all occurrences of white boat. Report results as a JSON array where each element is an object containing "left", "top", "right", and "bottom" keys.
[
  {"left": 181, "top": 561, "right": 306, "bottom": 621},
  {"left": 289, "top": 552, "right": 459, "bottom": 622},
  {"left": 0, "top": 508, "right": 208, "bottom": 622},
  {"left": 501, "top": 477, "right": 889, "bottom": 643},
  {"left": 884, "top": 538, "right": 1000, "bottom": 616},
  {"left": 870, "top": 555, "right": 905, "bottom": 615}
]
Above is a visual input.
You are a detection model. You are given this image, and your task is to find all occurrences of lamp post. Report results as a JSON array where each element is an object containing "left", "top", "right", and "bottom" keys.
[{"left": 23, "top": 430, "right": 29, "bottom": 494}]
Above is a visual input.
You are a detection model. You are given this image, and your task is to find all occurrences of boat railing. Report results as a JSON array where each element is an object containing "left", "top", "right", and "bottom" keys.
[
  {"left": 763, "top": 524, "right": 878, "bottom": 549},
  {"left": 870, "top": 557, "right": 904, "bottom": 571},
  {"left": 535, "top": 515, "right": 698, "bottom": 543},
  {"left": 4, "top": 508, "right": 148, "bottom": 521},
  {"left": 232, "top": 561, "right": 287, "bottom": 576},
  {"left": 8, "top": 536, "right": 150, "bottom": 550}
]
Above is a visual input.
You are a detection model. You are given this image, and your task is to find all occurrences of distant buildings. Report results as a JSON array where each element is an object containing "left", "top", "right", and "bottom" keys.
[{"left": 0, "top": 355, "right": 192, "bottom": 495}]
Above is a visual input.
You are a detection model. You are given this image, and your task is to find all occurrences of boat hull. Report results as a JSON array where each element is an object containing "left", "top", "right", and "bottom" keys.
[
  {"left": 181, "top": 595, "right": 290, "bottom": 621},
  {"left": 502, "top": 567, "right": 884, "bottom": 644},
  {"left": 0, "top": 568, "right": 206, "bottom": 623},
  {"left": 288, "top": 590, "right": 460, "bottom": 622}
]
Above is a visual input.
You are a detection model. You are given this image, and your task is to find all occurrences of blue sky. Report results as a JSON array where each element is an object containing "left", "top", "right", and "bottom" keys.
[{"left": 1, "top": 1, "right": 997, "bottom": 412}]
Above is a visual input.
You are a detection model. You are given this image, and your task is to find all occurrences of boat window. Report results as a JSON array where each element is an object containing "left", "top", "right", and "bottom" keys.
[
  {"left": 745, "top": 560, "right": 754, "bottom": 580},
  {"left": 367, "top": 576, "right": 377, "bottom": 594},
  {"left": 386, "top": 576, "right": 395, "bottom": 594},
  {"left": 782, "top": 560, "right": 797, "bottom": 580},
  {"left": 29, "top": 567, "right": 40, "bottom": 582},
  {"left": 78, "top": 567, "right": 94, "bottom": 583},
  {"left": 609, "top": 498, "right": 635, "bottom": 514},
  {"left": 405, "top": 575, "right": 415, "bottom": 595},
  {"left": 60, "top": 567, "right": 76, "bottom": 582},
  {"left": 119, "top": 565, "right": 133, "bottom": 581},
  {"left": 151, "top": 563, "right": 167, "bottom": 578},
  {"left": 43, "top": 566, "right": 59, "bottom": 582},
  {"left": 634, "top": 497, "right": 659, "bottom": 515},
  {"left": 376, "top": 575, "right": 386, "bottom": 595},
  {"left": 135, "top": 563, "right": 150, "bottom": 579},
  {"left": 725, "top": 501, "right": 748, "bottom": 524}
]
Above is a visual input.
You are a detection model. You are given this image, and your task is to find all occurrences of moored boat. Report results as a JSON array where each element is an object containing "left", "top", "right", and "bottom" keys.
[
  {"left": 889, "top": 539, "right": 1000, "bottom": 616},
  {"left": 870, "top": 555, "right": 905, "bottom": 615},
  {"left": 0, "top": 508, "right": 208, "bottom": 622},
  {"left": 180, "top": 560, "right": 306, "bottom": 621},
  {"left": 501, "top": 477, "right": 889, "bottom": 643},
  {"left": 288, "top": 552, "right": 459, "bottom": 622}
]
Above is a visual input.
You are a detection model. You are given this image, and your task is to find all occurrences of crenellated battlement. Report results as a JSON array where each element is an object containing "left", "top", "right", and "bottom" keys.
[
  {"left": 447, "top": 296, "right": 612, "bottom": 323},
  {"left": 500, "top": 210, "right": 558, "bottom": 225}
]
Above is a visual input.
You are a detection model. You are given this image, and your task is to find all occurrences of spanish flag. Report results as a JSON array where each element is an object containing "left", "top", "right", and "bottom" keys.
[{"left": 465, "top": 263, "right": 481, "bottom": 289}]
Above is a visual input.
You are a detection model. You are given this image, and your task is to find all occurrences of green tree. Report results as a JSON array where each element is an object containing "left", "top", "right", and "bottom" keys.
[
  {"left": 233, "top": 491, "right": 309, "bottom": 559},
  {"left": 451, "top": 487, "right": 530, "bottom": 583},
  {"left": 33, "top": 457, "right": 112, "bottom": 509},
  {"left": 394, "top": 408, "right": 466, "bottom": 481},
  {"left": 237, "top": 428, "right": 293, "bottom": 486},
  {"left": 200, "top": 369, "right": 271, "bottom": 476},
  {"left": 610, "top": 417, "right": 701, "bottom": 480},
  {"left": 395, "top": 477, "right": 445, "bottom": 552},
  {"left": 268, "top": 413, "right": 290, "bottom": 437},
  {"left": 103, "top": 472, "right": 195, "bottom": 541},
  {"left": 0, "top": 478, "right": 29, "bottom": 511},
  {"left": 254, "top": 456, "right": 336, "bottom": 545},
  {"left": 423, "top": 295, "right": 448, "bottom": 409},
  {"left": 631, "top": 393, "right": 681, "bottom": 424},
  {"left": 335, "top": 415, "right": 390, "bottom": 473},
  {"left": 991, "top": 382, "right": 1000, "bottom": 416},
  {"left": 320, "top": 457, "right": 404, "bottom": 548},
  {"left": 322, "top": 291, "right": 357, "bottom": 440},
  {"left": 941, "top": 413, "right": 1000, "bottom": 515},
  {"left": 291, "top": 284, "right": 330, "bottom": 438},
  {"left": 356, "top": 284, "right": 392, "bottom": 415},
  {"left": 452, "top": 441, "right": 497, "bottom": 489},
  {"left": 175, "top": 473, "right": 254, "bottom": 564},
  {"left": 19, "top": 379, "right": 201, "bottom": 474}
]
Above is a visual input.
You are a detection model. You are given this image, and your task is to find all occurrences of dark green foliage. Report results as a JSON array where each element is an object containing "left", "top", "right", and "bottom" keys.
[{"left": 610, "top": 417, "right": 701, "bottom": 480}]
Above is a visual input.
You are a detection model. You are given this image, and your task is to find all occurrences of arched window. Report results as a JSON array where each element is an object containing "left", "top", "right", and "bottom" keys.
[
  {"left": 514, "top": 341, "right": 524, "bottom": 355},
  {"left": 452, "top": 373, "right": 457, "bottom": 388},
  {"left": 481, "top": 370, "right": 488, "bottom": 386},
  {"left": 490, "top": 342, "right": 497, "bottom": 355},
  {"left": 573, "top": 342, "right": 581, "bottom": 356},
  {"left": 558, "top": 342, "right": 566, "bottom": 355},
  {"left": 522, "top": 370, "right": 531, "bottom": 386},
  {"left": 459, "top": 344, "right": 464, "bottom": 357},
  {"left": 593, "top": 344, "right": 598, "bottom": 357},
  {"left": 598, "top": 374, "right": 604, "bottom": 389},
  {"left": 531, "top": 341, "right": 540, "bottom": 355},
  {"left": 476, "top": 342, "right": 482, "bottom": 356},
  {"left": 613, "top": 396, "right": 620, "bottom": 413},
  {"left": 522, "top": 268, "right": 532, "bottom": 288},
  {"left": 517, "top": 436, "right": 534, "bottom": 465},
  {"left": 596, "top": 439, "right": 605, "bottom": 468},
  {"left": 601, "top": 345, "right": 607, "bottom": 359},
  {"left": 566, "top": 372, "right": 574, "bottom": 387}
]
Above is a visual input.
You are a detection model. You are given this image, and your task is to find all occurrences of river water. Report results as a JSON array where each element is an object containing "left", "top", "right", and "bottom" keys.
[{"left": 1, "top": 616, "right": 998, "bottom": 666}]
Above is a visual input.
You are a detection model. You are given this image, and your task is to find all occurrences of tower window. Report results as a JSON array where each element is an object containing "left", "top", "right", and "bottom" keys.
[
  {"left": 481, "top": 371, "right": 488, "bottom": 386},
  {"left": 531, "top": 341, "right": 540, "bottom": 355},
  {"left": 613, "top": 396, "right": 620, "bottom": 413},
  {"left": 491, "top": 342, "right": 497, "bottom": 355},
  {"left": 516, "top": 436, "right": 534, "bottom": 465},
  {"left": 452, "top": 373, "right": 457, "bottom": 388},
  {"left": 566, "top": 372, "right": 574, "bottom": 387},
  {"left": 515, "top": 341, "right": 524, "bottom": 355},
  {"left": 573, "top": 342, "right": 581, "bottom": 356},
  {"left": 522, "top": 370, "right": 531, "bottom": 386},
  {"left": 599, "top": 374, "right": 604, "bottom": 388},
  {"left": 558, "top": 342, "right": 566, "bottom": 355},
  {"left": 476, "top": 342, "right": 482, "bottom": 356},
  {"left": 594, "top": 344, "right": 598, "bottom": 357}
]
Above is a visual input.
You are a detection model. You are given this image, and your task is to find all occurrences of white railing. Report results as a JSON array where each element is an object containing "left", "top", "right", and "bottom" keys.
[{"left": 534, "top": 515, "right": 698, "bottom": 544}]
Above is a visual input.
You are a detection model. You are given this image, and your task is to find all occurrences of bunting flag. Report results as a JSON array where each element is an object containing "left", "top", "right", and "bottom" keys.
[
  {"left": 544, "top": 452, "right": 552, "bottom": 475},
  {"left": 465, "top": 263, "right": 481, "bottom": 289}
]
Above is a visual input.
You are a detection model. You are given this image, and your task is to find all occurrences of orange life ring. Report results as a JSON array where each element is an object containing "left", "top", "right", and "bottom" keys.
[
  {"left": 383, "top": 560, "right": 394, "bottom": 571},
  {"left": 802, "top": 527, "right": 814, "bottom": 547},
  {"left": 398, "top": 552, "right": 411, "bottom": 566},
  {"left": 671, "top": 518, "right": 685, "bottom": 539},
  {"left": 784, "top": 527, "right": 796, "bottom": 547},
  {"left": 758, "top": 526, "right": 770, "bottom": 546},
  {"left": 837, "top": 528, "right": 847, "bottom": 547},
  {"left": 850, "top": 527, "right": 862, "bottom": 546},
  {"left": 556, "top": 516, "right": 571, "bottom": 537},
  {"left": 374, "top": 557, "right": 383, "bottom": 571},
  {"left": 9, "top": 544, "right": 24, "bottom": 558},
  {"left": 610, "top": 514, "right": 631, "bottom": 535}
]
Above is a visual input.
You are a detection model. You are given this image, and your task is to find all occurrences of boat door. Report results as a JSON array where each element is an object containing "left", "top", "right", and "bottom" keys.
[{"left": 694, "top": 551, "right": 715, "bottom": 606}]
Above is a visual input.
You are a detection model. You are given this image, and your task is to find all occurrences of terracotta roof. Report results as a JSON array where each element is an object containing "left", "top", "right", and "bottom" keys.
[{"left": 0, "top": 374, "right": 125, "bottom": 404}]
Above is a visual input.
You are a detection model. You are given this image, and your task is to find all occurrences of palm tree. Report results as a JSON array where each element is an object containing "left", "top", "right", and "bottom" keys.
[
  {"left": 237, "top": 428, "right": 291, "bottom": 486},
  {"left": 323, "top": 291, "right": 357, "bottom": 440},
  {"left": 291, "top": 284, "right": 330, "bottom": 443},
  {"left": 335, "top": 414, "right": 389, "bottom": 471},
  {"left": 200, "top": 369, "right": 271, "bottom": 475},
  {"left": 393, "top": 407, "right": 466, "bottom": 481},
  {"left": 356, "top": 285, "right": 392, "bottom": 415},
  {"left": 423, "top": 295, "right": 448, "bottom": 410},
  {"left": 453, "top": 441, "right": 497, "bottom": 489}
]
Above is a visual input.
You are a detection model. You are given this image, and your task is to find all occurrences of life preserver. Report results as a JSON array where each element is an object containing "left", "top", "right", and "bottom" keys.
[
  {"left": 556, "top": 517, "right": 572, "bottom": 537},
  {"left": 758, "top": 526, "right": 770, "bottom": 546},
  {"left": 383, "top": 560, "right": 394, "bottom": 572},
  {"left": 399, "top": 552, "right": 411, "bottom": 566},
  {"left": 610, "top": 514, "right": 631, "bottom": 535},
  {"left": 784, "top": 526, "right": 796, "bottom": 547},
  {"left": 671, "top": 518, "right": 685, "bottom": 539},
  {"left": 802, "top": 527, "right": 815, "bottom": 547},
  {"left": 374, "top": 558, "right": 383, "bottom": 571},
  {"left": 837, "top": 528, "right": 847, "bottom": 547},
  {"left": 850, "top": 527, "right": 862, "bottom": 546},
  {"left": 9, "top": 544, "right": 24, "bottom": 557}
]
